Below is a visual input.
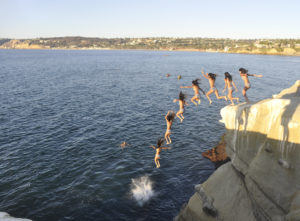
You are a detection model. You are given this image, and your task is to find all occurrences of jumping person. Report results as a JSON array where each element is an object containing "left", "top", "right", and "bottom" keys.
[
  {"left": 223, "top": 72, "right": 239, "bottom": 105},
  {"left": 239, "top": 68, "right": 263, "bottom": 102},
  {"left": 180, "top": 79, "right": 205, "bottom": 106},
  {"left": 164, "top": 111, "right": 175, "bottom": 144},
  {"left": 150, "top": 138, "right": 171, "bottom": 168},
  {"left": 173, "top": 91, "right": 188, "bottom": 123},
  {"left": 201, "top": 69, "right": 227, "bottom": 104}
]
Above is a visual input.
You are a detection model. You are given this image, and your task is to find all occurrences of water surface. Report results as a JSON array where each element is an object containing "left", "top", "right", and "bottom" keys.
[{"left": 0, "top": 50, "right": 299, "bottom": 221}]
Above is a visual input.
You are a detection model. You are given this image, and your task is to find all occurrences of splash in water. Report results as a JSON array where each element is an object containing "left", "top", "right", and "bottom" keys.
[{"left": 131, "top": 176, "right": 154, "bottom": 206}]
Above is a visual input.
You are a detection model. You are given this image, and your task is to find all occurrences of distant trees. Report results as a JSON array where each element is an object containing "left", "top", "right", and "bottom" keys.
[{"left": 1, "top": 37, "right": 300, "bottom": 55}]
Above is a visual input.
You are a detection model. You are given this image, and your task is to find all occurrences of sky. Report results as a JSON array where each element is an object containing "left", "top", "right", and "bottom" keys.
[{"left": 0, "top": 0, "right": 300, "bottom": 39}]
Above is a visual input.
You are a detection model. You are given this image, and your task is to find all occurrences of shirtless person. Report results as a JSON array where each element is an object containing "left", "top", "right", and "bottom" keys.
[
  {"left": 180, "top": 79, "right": 205, "bottom": 106},
  {"left": 201, "top": 69, "right": 227, "bottom": 104},
  {"left": 173, "top": 91, "right": 188, "bottom": 123},
  {"left": 150, "top": 138, "right": 171, "bottom": 168},
  {"left": 239, "top": 68, "right": 263, "bottom": 102},
  {"left": 223, "top": 72, "right": 239, "bottom": 105},
  {"left": 164, "top": 111, "right": 175, "bottom": 144},
  {"left": 120, "top": 141, "right": 130, "bottom": 149}
]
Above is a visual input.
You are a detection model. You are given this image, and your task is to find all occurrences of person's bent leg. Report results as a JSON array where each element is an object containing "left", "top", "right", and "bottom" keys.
[
  {"left": 215, "top": 90, "right": 227, "bottom": 101},
  {"left": 206, "top": 90, "right": 214, "bottom": 104}
]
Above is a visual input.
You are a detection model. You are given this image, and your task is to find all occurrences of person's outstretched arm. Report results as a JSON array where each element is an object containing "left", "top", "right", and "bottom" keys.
[
  {"left": 180, "top": 86, "right": 193, "bottom": 88},
  {"left": 201, "top": 69, "right": 209, "bottom": 79},
  {"left": 165, "top": 111, "right": 170, "bottom": 120},
  {"left": 248, "top": 73, "right": 263, "bottom": 77}
]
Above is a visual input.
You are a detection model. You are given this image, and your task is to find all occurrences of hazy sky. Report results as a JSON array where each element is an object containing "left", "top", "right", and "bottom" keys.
[{"left": 1, "top": 0, "right": 300, "bottom": 39}]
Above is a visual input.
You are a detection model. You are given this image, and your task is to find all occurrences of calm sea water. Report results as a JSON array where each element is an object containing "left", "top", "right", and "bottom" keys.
[{"left": 0, "top": 49, "right": 299, "bottom": 221}]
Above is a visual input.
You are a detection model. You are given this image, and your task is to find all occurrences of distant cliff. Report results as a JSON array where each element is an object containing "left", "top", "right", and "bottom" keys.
[
  {"left": 176, "top": 81, "right": 300, "bottom": 221},
  {"left": 1, "top": 37, "right": 300, "bottom": 56}
]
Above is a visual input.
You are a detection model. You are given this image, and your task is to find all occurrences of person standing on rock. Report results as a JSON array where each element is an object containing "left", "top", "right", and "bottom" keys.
[
  {"left": 201, "top": 69, "right": 227, "bottom": 104},
  {"left": 239, "top": 68, "right": 263, "bottom": 102}
]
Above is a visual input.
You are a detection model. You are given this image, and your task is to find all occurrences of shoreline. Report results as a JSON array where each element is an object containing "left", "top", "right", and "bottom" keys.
[{"left": 1, "top": 47, "right": 300, "bottom": 57}]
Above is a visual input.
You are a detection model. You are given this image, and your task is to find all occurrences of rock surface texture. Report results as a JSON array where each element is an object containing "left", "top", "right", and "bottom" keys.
[{"left": 176, "top": 81, "right": 300, "bottom": 221}]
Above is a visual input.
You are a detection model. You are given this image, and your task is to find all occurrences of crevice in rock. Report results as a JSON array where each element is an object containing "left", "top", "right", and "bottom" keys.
[
  {"left": 194, "top": 184, "right": 218, "bottom": 218},
  {"left": 231, "top": 164, "right": 272, "bottom": 221}
]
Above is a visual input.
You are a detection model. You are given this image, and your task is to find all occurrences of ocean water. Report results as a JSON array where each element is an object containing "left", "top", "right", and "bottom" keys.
[{"left": 0, "top": 49, "right": 299, "bottom": 221}]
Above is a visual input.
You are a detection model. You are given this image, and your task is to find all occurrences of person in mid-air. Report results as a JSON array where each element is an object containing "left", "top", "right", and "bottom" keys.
[
  {"left": 223, "top": 72, "right": 239, "bottom": 105},
  {"left": 239, "top": 68, "right": 263, "bottom": 102},
  {"left": 180, "top": 79, "right": 205, "bottom": 106},
  {"left": 150, "top": 138, "right": 171, "bottom": 168},
  {"left": 164, "top": 111, "right": 175, "bottom": 144},
  {"left": 173, "top": 91, "right": 188, "bottom": 123},
  {"left": 201, "top": 69, "right": 227, "bottom": 104}
]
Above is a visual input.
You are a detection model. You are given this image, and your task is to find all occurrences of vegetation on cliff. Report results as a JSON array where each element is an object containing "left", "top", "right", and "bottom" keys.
[{"left": 1, "top": 37, "right": 300, "bottom": 55}]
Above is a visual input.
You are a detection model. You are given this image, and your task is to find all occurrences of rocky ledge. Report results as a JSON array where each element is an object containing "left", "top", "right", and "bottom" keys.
[{"left": 176, "top": 80, "right": 300, "bottom": 221}]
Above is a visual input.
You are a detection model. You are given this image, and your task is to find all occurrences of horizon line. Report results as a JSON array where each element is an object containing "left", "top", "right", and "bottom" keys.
[{"left": 1, "top": 36, "right": 300, "bottom": 40}]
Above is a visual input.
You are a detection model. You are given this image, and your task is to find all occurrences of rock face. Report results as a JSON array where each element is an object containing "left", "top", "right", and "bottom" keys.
[
  {"left": 202, "top": 134, "right": 230, "bottom": 168},
  {"left": 176, "top": 81, "right": 300, "bottom": 221}
]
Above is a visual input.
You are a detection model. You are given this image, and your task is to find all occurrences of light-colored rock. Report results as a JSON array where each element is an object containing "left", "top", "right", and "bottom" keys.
[
  {"left": 283, "top": 48, "right": 297, "bottom": 55},
  {"left": 0, "top": 212, "right": 31, "bottom": 221},
  {"left": 176, "top": 163, "right": 258, "bottom": 221},
  {"left": 286, "top": 191, "right": 300, "bottom": 221},
  {"left": 177, "top": 81, "right": 300, "bottom": 221}
]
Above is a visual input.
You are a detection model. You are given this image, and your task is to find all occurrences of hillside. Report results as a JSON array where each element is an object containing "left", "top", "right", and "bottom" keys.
[{"left": 1, "top": 37, "right": 300, "bottom": 56}]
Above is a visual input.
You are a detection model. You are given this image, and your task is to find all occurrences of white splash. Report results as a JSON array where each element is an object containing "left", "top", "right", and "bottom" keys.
[
  {"left": 130, "top": 176, "right": 154, "bottom": 206},
  {"left": 0, "top": 212, "right": 31, "bottom": 221}
]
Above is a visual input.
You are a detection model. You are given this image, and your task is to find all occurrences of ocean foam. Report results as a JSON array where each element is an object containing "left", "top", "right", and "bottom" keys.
[
  {"left": 130, "top": 176, "right": 154, "bottom": 206},
  {"left": 0, "top": 212, "right": 31, "bottom": 221}
]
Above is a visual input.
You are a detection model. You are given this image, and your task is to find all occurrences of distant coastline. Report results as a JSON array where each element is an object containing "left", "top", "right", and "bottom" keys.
[{"left": 1, "top": 37, "right": 300, "bottom": 56}]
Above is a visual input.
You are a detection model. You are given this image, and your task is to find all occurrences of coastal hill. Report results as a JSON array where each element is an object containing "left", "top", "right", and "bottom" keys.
[
  {"left": 1, "top": 37, "right": 300, "bottom": 56},
  {"left": 176, "top": 81, "right": 300, "bottom": 221}
]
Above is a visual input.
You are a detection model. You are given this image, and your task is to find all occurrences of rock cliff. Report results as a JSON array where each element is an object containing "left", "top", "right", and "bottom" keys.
[{"left": 176, "top": 80, "right": 300, "bottom": 221}]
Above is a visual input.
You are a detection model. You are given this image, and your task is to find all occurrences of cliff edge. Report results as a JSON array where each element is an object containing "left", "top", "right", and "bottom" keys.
[{"left": 176, "top": 80, "right": 300, "bottom": 221}]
